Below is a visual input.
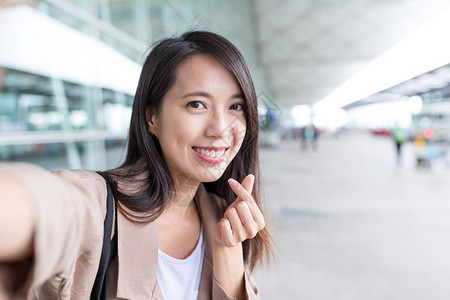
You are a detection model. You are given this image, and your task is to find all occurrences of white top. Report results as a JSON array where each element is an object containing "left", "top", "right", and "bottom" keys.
[{"left": 157, "top": 227, "right": 205, "bottom": 300}]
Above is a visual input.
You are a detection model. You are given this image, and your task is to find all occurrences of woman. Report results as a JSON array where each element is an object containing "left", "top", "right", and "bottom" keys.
[{"left": 0, "top": 31, "right": 273, "bottom": 300}]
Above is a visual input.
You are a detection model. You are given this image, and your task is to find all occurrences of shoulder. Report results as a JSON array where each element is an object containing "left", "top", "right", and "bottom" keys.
[
  {"left": 51, "top": 168, "right": 104, "bottom": 182},
  {"left": 51, "top": 169, "right": 108, "bottom": 216},
  {"left": 51, "top": 169, "right": 106, "bottom": 194},
  {"left": 0, "top": 163, "right": 108, "bottom": 217},
  {"left": 0, "top": 162, "right": 105, "bottom": 187}
]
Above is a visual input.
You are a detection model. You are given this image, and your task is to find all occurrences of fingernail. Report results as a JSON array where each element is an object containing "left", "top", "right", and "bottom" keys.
[{"left": 228, "top": 178, "right": 238, "bottom": 187}]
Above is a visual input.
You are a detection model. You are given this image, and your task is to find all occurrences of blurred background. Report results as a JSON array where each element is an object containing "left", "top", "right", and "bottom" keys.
[{"left": 2, "top": 0, "right": 450, "bottom": 298}]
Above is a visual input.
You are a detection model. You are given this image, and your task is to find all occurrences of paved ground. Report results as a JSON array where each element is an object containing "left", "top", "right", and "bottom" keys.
[{"left": 254, "top": 131, "right": 450, "bottom": 299}]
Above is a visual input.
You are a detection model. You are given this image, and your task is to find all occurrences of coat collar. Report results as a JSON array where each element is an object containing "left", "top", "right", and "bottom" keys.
[{"left": 115, "top": 183, "right": 220, "bottom": 299}]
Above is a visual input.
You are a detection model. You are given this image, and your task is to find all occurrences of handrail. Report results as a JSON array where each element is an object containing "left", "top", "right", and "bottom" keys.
[
  {"left": 0, "top": 130, "right": 127, "bottom": 146},
  {"left": 44, "top": 0, "right": 148, "bottom": 54}
]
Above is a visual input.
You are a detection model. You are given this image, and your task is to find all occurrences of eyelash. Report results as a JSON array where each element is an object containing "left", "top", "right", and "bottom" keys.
[
  {"left": 187, "top": 101, "right": 245, "bottom": 111},
  {"left": 187, "top": 101, "right": 206, "bottom": 109},
  {"left": 230, "top": 103, "right": 245, "bottom": 111}
]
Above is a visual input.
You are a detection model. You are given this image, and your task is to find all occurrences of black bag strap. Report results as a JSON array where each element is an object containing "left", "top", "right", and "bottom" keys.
[{"left": 90, "top": 180, "right": 118, "bottom": 300}]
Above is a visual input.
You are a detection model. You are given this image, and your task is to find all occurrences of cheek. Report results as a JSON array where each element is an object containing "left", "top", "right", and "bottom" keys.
[
  {"left": 230, "top": 123, "right": 247, "bottom": 159},
  {"left": 181, "top": 118, "right": 204, "bottom": 140},
  {"left": 238, "top": 127, "right": 246, "bottom": 147},
  {"left": 170, "top": 117, "right": 204, "bottom": 152},
  {"left": 237, "top": 118, "right": 247, "bottom": 145}
]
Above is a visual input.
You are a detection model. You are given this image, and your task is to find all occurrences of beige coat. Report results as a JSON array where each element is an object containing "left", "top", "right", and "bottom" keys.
[{"left": 0, "top": 163, "right": 259, "bottom": 300}]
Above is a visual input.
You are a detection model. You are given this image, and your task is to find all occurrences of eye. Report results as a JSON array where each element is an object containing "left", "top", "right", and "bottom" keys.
[
  {"left": 230, "top": 102, "right": 245, "bottom": 111},
  {"left": 187, "top": 101, "right": 206, "bottom": 109}
]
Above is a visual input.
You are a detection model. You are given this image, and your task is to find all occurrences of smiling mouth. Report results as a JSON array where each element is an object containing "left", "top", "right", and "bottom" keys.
[{"left": 192, "top": 146, "right": 229, "bottom": 161}]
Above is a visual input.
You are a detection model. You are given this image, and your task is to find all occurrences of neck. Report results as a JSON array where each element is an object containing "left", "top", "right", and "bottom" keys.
[{"left": 167, "top": 174, "right": 201, "bottom": 214}]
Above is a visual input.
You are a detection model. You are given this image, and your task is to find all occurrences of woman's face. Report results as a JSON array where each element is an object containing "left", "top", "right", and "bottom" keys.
[{"left": 147, "top": 54, "right": 247, "bottom": 186}]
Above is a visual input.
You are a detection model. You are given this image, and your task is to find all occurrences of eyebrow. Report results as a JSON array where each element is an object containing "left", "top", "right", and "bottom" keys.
[{"left": 181, "top": 91, "right": 244, "bottom": 100}]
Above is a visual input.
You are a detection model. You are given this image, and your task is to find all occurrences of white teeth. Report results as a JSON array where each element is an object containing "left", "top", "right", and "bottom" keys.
[{"left": 194, "top": 147, "right": 226, "bottom": 158}]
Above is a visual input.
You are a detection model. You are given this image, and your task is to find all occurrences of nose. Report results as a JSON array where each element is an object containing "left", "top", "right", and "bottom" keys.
[{"left": 204, "top": 110, "right": 231, "bottom": 140}]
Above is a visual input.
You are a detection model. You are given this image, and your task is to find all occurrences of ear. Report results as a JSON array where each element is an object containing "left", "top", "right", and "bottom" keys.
[{"left": 145, "top": 108, "right": 158, "bottom": 136}]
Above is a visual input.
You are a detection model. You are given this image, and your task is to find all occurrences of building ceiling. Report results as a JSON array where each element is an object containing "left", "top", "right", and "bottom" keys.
[
  {"left": 253, "top": 0, "right": 450, "bottom": 107},
  {"left": 345, "top": 63, "right": 450, "bottom": 108}
]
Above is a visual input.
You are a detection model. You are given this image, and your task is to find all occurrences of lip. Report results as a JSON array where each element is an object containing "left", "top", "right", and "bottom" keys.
[{"left": 192, "top": 146, "right": 229, "bottom": 164}]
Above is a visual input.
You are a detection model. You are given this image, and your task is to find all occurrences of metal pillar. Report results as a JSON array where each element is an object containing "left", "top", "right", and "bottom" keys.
[{"left": 51, "top": 78, "right": 83, "bottom": 169}]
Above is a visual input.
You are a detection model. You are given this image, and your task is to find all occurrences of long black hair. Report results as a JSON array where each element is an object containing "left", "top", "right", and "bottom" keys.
[{"left": 99, "top": 31, "right": 273, "bottom": 270}]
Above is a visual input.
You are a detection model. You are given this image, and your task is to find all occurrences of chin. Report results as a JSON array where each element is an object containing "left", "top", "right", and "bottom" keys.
[{"left": 197, "top": 168, "right": 226, "bottom": 183}]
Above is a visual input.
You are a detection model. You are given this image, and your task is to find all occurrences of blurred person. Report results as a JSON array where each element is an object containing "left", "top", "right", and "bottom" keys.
[
  {"left": 391, "top": 126, "right": 409, "bottom": 164},
  {"left": 0, "top": 31, "right": 273, "bottom": 300},
  {"left": 300, "top": 124, "right": 318, "bottom": 150}
]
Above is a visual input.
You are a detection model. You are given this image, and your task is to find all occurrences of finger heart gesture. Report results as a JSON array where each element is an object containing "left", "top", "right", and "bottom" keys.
[{"left": 213, "top": 174, "right": 265, "bottom": 247}]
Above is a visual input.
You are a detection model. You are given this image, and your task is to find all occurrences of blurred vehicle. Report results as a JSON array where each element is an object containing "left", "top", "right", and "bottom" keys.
[{"left": 371, "top": 129, "right": 391, "bottom": 136}]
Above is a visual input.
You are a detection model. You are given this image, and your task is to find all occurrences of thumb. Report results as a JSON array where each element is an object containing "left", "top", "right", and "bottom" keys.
[{"left": 241, "top": 174, "right": 255, "bottom": 195}]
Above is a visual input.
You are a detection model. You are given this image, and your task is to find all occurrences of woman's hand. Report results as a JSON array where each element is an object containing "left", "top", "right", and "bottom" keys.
[{"left": 213, "top": 174, "right": 265, "bottom": 247}]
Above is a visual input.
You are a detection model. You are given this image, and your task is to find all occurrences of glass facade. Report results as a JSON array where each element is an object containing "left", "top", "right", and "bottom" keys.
[{"left": 0, "top": 0, "right": 267, "bottom": 170}]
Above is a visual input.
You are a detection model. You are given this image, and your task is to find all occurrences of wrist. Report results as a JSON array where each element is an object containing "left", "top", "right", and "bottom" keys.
[{"left": 212, "top": 240, "right": 245, "bottom": 299}]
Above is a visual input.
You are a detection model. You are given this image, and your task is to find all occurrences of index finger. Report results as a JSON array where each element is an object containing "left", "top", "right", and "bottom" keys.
[{"left": 227, "top": 176, "right": 264, "bottom": 224}]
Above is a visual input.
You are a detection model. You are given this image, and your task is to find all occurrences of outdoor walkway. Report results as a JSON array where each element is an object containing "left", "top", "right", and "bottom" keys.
[{"left": 254, "top": 131, "right": 450, "bottom": 299}]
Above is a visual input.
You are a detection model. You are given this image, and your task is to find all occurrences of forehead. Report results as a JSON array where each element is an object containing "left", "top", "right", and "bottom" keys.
[{"left": 172, "top": 54, "right": 242, "bottom": 94}]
